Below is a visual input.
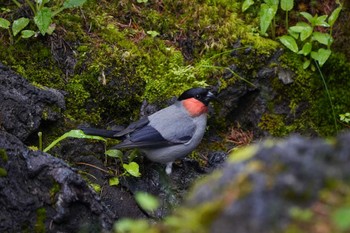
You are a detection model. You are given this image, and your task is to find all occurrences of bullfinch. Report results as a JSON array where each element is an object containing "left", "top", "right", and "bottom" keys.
[{"left": 80, "top": 87, "right": 217, "bottom": 174}]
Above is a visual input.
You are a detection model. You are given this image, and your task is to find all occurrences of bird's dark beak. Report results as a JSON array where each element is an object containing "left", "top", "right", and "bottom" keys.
[
  {"left": 206, "top": 91, "right": 220, "bottom": 104},
  {"left": 205, "top": 91, "right": 221, "bottom": 105}
]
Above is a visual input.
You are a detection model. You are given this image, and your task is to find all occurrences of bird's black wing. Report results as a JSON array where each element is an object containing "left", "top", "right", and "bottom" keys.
[
  {"left": 113, "top": 117, "right": 150, "bottom": 137},
  {"left": 113, "top": 125, "right": 182, "bottom": 149}
]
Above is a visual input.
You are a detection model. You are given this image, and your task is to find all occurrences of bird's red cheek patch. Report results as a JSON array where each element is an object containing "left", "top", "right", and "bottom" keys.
[{"left": 182, "top": 98, "right": 208, "bottom": 117}]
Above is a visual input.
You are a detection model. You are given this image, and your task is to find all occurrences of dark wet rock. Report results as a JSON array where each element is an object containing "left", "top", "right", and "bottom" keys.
[
  {"left": 0, "top": 131, "right": 115, "bottom": 232},
  {"left": 0, "top": 62, "right": 65, "bottom": 141},
  {"left": 184, "top": 132, "right": 350, "bottom": 233}
]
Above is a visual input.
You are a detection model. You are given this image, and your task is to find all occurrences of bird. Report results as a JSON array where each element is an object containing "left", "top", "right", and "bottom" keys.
[{"left": 80, "top": 87, "right": 217, "bottom": 174}]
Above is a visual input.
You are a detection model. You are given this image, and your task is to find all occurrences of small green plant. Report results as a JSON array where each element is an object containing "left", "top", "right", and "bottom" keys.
[
  {"left": 44, "top": 129, "right": 142, "bottom": 186},
  {"left": 0, "top": 0, "right": 86, "bottom": 43},
  {"left": 339, "top": 113, "right": 350, "bottom": 125},
  {"left": 242, "top": 0, "right": 294, "bottom": 38},
  {"left": 279, "top": 4, "right": 342, "bottom": 70}
]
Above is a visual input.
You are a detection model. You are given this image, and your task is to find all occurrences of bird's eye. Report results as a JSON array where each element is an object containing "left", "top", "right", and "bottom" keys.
[{"left": 196, "top": 94, "right": 200, "bottom": 98}]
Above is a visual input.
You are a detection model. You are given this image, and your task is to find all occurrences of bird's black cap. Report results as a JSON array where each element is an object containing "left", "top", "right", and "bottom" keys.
[{"left": 178, "top": 87, "right": 217, "bottom": 106}]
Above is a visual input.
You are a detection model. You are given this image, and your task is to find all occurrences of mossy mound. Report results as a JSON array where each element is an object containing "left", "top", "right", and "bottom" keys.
[{"left": 0, "top": 0, "right": 349, "bottom": 136}]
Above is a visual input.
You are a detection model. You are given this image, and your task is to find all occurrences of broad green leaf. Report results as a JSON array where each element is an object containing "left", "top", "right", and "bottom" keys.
[
  {"left": 135, "top": 192, "right": 159, "bottom": 212},
  {"left": 21, "top": 30, "right": 36, "bottom": 38},
  {"left": 242, "top": 0, "right": 255, "bottom": 12},
  {"left": 279, "top": 35, "right": 298, "bottom": 53},
  {"left": 105, "top": 149, "right": 123, "bottom": 158},
  {"left": 328, "top": 6, "right": 342, "bottom": 26},
  {"left": 311, "top": 48, "right": 331, "bottom": 67},
  {"left": 281, "top": 0, "right": 293, "bottom": 11},
  {"left": 300, "top": 25, "right": 313, "bottom": 41},
  {"left": 12, "top": 17, "right": 30, "bottom": 36},
  {"left": 63, "top": 0, "right": 87, "bottom": 8},
  {"left": 264, "top": 0, "right": 279, "bottom": 6},
  {"left": 332, "top": 207, "right": 350, "bottom": 230},
  {"left": 298, "top": 42, "right": 312, "bottom": 56},
  {"left": 288, "top": 28, "right": 299, "bottom": 39},
  {"left": 303, "top": 59, "right": 311, "bottom": 69},
  {"left": 260, "top": 3, "right": 278, "bottom": 35},
  {"left": 289, "top": 22, "right": 310, "bottom": 33},
  {"left": 109, "top": 177, "right": 120, "bottom": 186},
  {"left": 312, "top": 32, "right": 332, "bottom": 46},
  {"left": 315, "top": 15, "right": 330, "bottom": 27},
  {"left": 0, "top": 18, "right": 10, "bottom": 29},
  {"left": 123, "top": 162, "right": 141, "bottom": 177},
  {"left": 44, "top": 129, "right": 106, "bottom": 152},
  {"left": 300, "top": 12, "right": 313, "bottom": 23},
  {"left": 34, "top": 7, "right": 52, "bottom": 35}
]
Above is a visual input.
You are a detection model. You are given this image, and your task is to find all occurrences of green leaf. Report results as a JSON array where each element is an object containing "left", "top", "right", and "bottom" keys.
[
  {"left": 289, "top": 22, "right": 311, "bottom": 33},
  {"left": 34, "top": 7, "right": 52, "bottom": 35},
  {"left": 63, "top": 0, "right": 87, "bottom": 8},
  {"left": 134, "top": 192, "right": 159, "bottom": 212},
  {"left": 46, "top": 24, "right": 56, "bottom": 35},
  {"left": 289, "top": 207, "right": 313, "bottom": 221},
  {"left": 290, "top": 22, "right": 313, "bottom": 41},
  {"left": 281, "top": 0, "right": 293, "bottom": 11},
  {"left": 109, "top": 177, "right": 120, "bottom": 186},
  {"left": 12, "top": 17, "right": 30, "bottom": 36},
  {"left": 300, "top": 25, "right": 313, "bottom": 41},
  {"left": 105, "top": 149, "right": 123, "bottom": 158},
  {"left": 44, "top": 129, "right": 106, "bottom": 152},
  {"left": 288, "top": 28, "right": 299, "bottom": 39},
  {"left": 300, "top": 12, "right": 314, "bottom": 24},
  {"left": 123, "top": 162, "right": 141, "bottom": 177},
  {"left": 311, "top": 48, "right": 331, "bottom": 66},
  {"left": 298, "top": 42, "right": 312, "bottom": 56},
  {"left": 303, "top": 59, "right": 311, "bottom": 69},
  {"left": 114, "top": 219, "right": 150, "bottom": 232},
  {"left": 242, "top": 0, "right": 255, "bottom": 12},
  {"left": 312, "top": 31, "right": 332, "bottom": 46},
  {"left": 264, "top": 0, "right": 279, "bottom": 6},
  {"left": 332, "top": 207, "right": 350, "bottom": 230},
  {"left": 146, "top": 30, "right": 159, "bottom": 38},
  {"left": 279, "top": 35, "right": 298, "bottom": 53},
  {"left": 21, "top": 30, "right": 36, "bottom": 38},
  {"left": 315, "top": 15, "right": 330, "bottom": 27},
  {"left": 228, "top": 145, "right": 257, "bottom": 163},
  {"left": 260, "top": 3, "right": 278, "bottom": 35},
  {"left": 90, "top": 183, "right": 101, "bottom": 192},
  {"left": 328, "top": 6, "right": 342, "bottom": 27},
  {"left": 0, "top": 18, "right": 10, "bottom": 29}
]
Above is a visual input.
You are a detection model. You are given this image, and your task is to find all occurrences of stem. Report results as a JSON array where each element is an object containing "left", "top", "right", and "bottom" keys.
[
  {"left": 52, "top": 6, "right": 66, "bottom": 17},
  {"left": 285, "top": 10, "right": 289, "bottom": 30},
  {"left": 315, "top": 60, "right": 338, "bottom": 133},
  {"left": 8, "top": 28, "right": 13, "bottom": 45},
  {"left": 25, "top": 0, "right": 36, "bottom": 14},
  {"left": 38, "top": 132, "right": 43, "bottom": 151},
  {"left": 11, "top": 0, "right": 21, "bottom": 7},
  {"left": 271, "top": 17, "right": 276, "bottom": 40}
]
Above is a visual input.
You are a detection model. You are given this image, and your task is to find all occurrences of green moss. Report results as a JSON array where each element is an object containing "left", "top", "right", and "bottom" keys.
[
  {"left": 0, "top": 167, "right": 7, "bottom": 177},
  {"left": 34, "top": 207, "right": 46, "bottom": 233},
  {"left": 0, "top": 149, "right": 8, "bottom": 162},
  {"left": 259, "top": 113, "right": 293, "bottom": 136}
]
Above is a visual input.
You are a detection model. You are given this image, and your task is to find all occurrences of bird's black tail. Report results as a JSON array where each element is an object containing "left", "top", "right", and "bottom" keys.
[{"left": 79, "top": 127, "right": 122, "bottom": 138}]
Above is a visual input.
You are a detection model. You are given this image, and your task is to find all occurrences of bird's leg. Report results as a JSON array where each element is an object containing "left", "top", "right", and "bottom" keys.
[{"left": 165, "top": 162, "right": 173, "bottom": 175}]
